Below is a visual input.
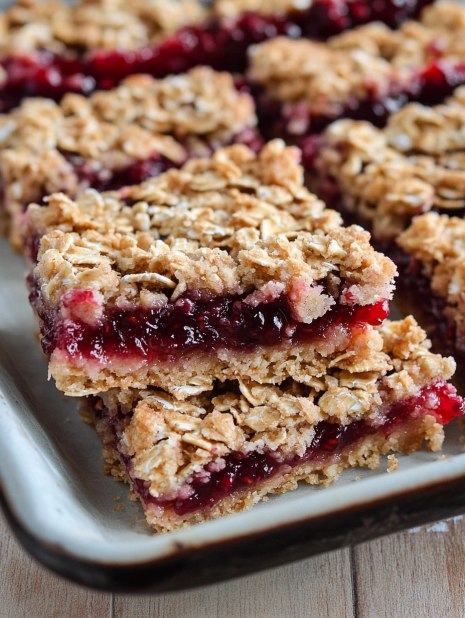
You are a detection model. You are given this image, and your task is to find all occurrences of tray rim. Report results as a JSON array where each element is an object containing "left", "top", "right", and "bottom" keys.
[{"left": 3, "top": 457, "right": 465, "bottom": 592}]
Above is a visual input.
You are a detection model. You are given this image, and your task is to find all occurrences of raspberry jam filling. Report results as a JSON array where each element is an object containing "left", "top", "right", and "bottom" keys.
[
  {"left": 0, "top": 1, "right": 431, "bottom": 111},
  {"left": 30, "top": 281, "right": 389, "bottom": 362},
  {"left": 257, "top": 60, "right": 465, "bottom": 142},
  {"left": 126, "top": 381, "right": 464, "bottom": 516}
]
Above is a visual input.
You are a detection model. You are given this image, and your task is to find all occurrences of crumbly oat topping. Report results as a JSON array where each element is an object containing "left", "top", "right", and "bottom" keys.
[
  {"left": 248, "top": 3, "right": 465, "bottom": 114},
  {"left": 315, "top": 85, "right": 465, "bottom": 240},
  {"left": 2, "top": 66, "right": 257, "bottom": 245},
  {"left": 31, "top": 141, "right": 395, "bottom": 308},
  {"left": 214, "top": 0, "right": 312, "bottom": 18},
  {"left": 0, "top": 0, "right": 206, "bottom": 55},
  {"left": 98, "top": 317, "right": 454, "bottom": 500},
  {"left": 0, "top": 66, "right": 256, "bottom": 205},
  {"left": 398, "top": 213, "right": 465, "bottom": 344}
]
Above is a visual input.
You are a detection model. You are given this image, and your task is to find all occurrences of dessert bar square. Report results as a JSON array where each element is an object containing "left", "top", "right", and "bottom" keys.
[
  {"left": 311, "top": 86, "right": 465, "bottom": 355},
  {"left": 27, "top": 141, "right": 396, "bottom": 397},
  {"left": 248, "top": 2, "right": 465, "bottom": 146},
  {"left": 312, "top": 86, "right": 465, "bottom": 243},
  {"left": 0, "top": 0, "right": 432, "bottom": 111},
  {"left": 0, "top": 0, "right": 206, "bottom": 111},
  {"left": 88, "top": 317, "right": 464, "bottom": 531},
  {"left": 0, "top": 66, "right": 260, "bottom": 248}
]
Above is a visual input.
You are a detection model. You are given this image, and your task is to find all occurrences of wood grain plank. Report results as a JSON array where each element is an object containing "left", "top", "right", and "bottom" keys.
[
  {"left": 115, "top": 549, "right": 355, "bottom": 618},
  {"left": 0, "top": 514, "right": 112, "bottom": 618},
  {"left": 354, "top": 516, "right": 465, "bottom": 618}
]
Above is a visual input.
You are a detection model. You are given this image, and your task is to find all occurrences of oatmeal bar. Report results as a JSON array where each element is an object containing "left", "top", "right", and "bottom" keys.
[
  {"left": 397, "top": 213, "right": 465, "bottom": 354},
  {"left": 0, "top": 0, "right": 432, "bottom": 111},
  {"left": 0, "top": 0, "right": 206, "bottom": 111},
  {"left": 1, "top": 66, "right": 259, "bottom": 249},
  {"left": 248, "top": 2, "right": 465, "bottom": 142},
  {"left": 310, "top": 87, "right": 465, "bottom": 354},
  {"left": 27, "top": 141, "right": 396, "bottom": 397},
  {"left": 311, "top": 86, "right": 465, "bottom": 242},
  {"left": 88, "top": 317, "right": 464, "bottom": 531}
]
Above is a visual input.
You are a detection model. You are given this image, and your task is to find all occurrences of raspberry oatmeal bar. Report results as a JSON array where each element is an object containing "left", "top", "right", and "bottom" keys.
[
  {"left": 0, "top": 66, "right": 259, "bottom": 248},
  {"left": 311, "top": 86, "right": 465, "bottom": 243},
  {"left": 0, "top": 0, "right": 432, "bottom": 111},
  {"left": 0, "top": 0, "right": 206, "bottom": 111},
  {"left": 248, "top": 2, "right": 465, "bottom": 143},
  {"left": 87, "top": 317, "right": 464, "bottom": 531},
  {"left": 311, "top": 86, "right": 465, "bottom": 354},
  {"left": 27, "top": 142, "right": 396, "bottom": 397}
]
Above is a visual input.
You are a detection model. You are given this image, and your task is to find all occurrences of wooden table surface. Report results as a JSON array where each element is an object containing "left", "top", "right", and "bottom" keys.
[{"left": 2, "top": 513, "right": 465, "bottom": 618}]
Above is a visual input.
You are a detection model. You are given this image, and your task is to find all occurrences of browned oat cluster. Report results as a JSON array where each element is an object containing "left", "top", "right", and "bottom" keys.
[
  {"left": 93, "top": 317, "right": 453, "bottom": 531},
  {"left": 248, "top": 2, "right": 465, "bottom": 115},
  {"left": 315, "top": 86, "right": 465, "bottom": 240},
  {"left": 398, "top": 213, "right": 465, "bottom": 350},
  {"left": 0, "top": 0, "right": 205, "bottom": 55},
  {"left": 1, "top": 66, "right": 257, "bottom": 247},
  {"left": 385, "top": 87, "right": 465, "bottom": 155}
]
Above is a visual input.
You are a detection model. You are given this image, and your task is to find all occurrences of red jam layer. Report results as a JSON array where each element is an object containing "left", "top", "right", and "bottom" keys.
[
  {"left": 30, "top": 280, "right": 389, "bottom": 362},
  {"left": 257, "top": 60, "right": 465, "bottom": 142},
  {"left": 135, "top": 381, "right": 464, "bottom": 516},
  {"left": 0, "top": 1, "right": 431, "bottom": 111}
]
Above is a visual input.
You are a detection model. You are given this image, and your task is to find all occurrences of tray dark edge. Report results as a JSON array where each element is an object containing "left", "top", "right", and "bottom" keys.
[{"left": 2, "top": 470, "right": 465, "bottom": 594}]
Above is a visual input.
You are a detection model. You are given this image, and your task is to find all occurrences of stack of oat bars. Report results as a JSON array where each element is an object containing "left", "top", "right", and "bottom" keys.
[{"left": 1, "top": 0, "right": 465, "bottom": 533}]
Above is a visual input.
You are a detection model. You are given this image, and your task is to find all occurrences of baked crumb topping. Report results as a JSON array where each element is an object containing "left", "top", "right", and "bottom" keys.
[
  {"left": 99, "top": 317, "right": 454, "bottom": 500},
  {"left": 1, "top": 66, "right": 257, "bottom": 237},
  {"left": 31, "top": 141, "right": 395, "bottom": 306},
  {"left": 0, "top": 67, "right": 256, "bottom": 155},
  {"left": 248, "top": 3, "right": 465, "bottom": 114},
  {"left": 315, "top": 85, "right": 465, "bottom": 240},
  {"left": 27, "top": 139, "right": 334, "bottom": 237},
  {"left": 0, "top": 0, "right": 206, "bottom": 55},
  {"left": 398, "top": 213, "right": 465, "bottom": 343},
  {"left": 249, "top": 35, "right": 394, "bottom": 116},
  {"left": 0, "top": 66, "right": 256, "bottom": 201}
]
